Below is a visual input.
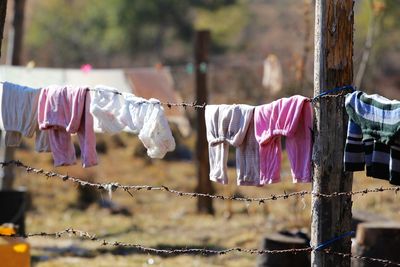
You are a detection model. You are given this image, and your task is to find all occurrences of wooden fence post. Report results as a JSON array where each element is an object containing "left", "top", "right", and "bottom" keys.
[
  {"left": 195, "top": 30, "right": 214, "bottom": 214},
  {"left": 311, "top": 1, "right": 354, "bottom": 266}
]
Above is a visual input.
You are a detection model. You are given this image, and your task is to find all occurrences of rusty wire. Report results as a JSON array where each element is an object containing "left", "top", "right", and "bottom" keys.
[
  {"left": 323, "top": 250, "right": 400, "bottom": 267},
  {"left": 2, "top": 160, "right": 399, "bottom": 204},
  {"left": 88, "top": 85, "right": 353, "bottom": 109},
  {"left": 1, "top": 228, "right": 312, "bottom": 256},
  {"left": 2, "top": 229, "right": 400, "bottom": 266}
]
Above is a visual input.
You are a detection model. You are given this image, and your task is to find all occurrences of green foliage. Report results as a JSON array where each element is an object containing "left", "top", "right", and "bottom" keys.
[
  {"left": 194, "top": 1, "right": 249, "bottom": 49},
  {"left": 25, "top": 0, "right": 248, "bottom": 67},
  {"left": 26, "top": 0, "right": 124, "bottom": 66}
]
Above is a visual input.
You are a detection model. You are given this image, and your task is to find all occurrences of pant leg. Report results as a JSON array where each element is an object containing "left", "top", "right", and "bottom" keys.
[
  {"left": 48, "top": 130, "right": 76, "bottom": 166},
  {"left": 259, "top": 136, "right": 282, "bottom": 184},
  {"left": 209, "top": 142, "right": 229, "bottom": 184},
  {"left": 285, "top": 104, "right": 312, "bottom": 183}
]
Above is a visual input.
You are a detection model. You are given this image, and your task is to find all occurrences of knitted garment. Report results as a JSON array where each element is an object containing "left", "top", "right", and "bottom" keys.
[
  {"left": 205, "top": 104, "right": 260, "bottom": 185},
  {"left": 344, "top": 91, "right": 400, "bottom": 185},
  {"left": 345, "top": 91, "right": 400, "bottom": 144},
  {"left": 90, "top": 85, "right": 125, "bottom": 134},
  {"left": 254, "top": 95, "right": 313, "bottom": 184},
  {"left": 120, "top": 93, "right": 176, "bottom": 159},
  {"left": 1, "top": 82, "right": 50, "bottom": 152},
  {"left": 38, "top": 85, "right": 97, "bottom": 167}
]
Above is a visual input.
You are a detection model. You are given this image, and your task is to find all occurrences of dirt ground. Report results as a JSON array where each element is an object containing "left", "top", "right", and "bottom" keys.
[{"left": 9, "top": 134, "right": 400, "bottom": 267}]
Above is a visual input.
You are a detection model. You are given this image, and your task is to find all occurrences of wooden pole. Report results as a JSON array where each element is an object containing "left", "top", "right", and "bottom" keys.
[
  {"left": 10, "top": 0, "right": 25, "bottom": 65},
  {"left": 311, "top": 1, "right": 354, "bottom": 266},
  {"left": 0, "top": 0, "right": 25, "bottom": 190},
  {"left": 195, "top": 30, "right": 214, "bottom": 214},
  {"left": 0, "top": 0, "right": 7, "bottom": 58}
]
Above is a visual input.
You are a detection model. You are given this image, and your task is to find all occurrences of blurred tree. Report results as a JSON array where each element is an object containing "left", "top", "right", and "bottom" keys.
[
  {"left": 24, "top": 0, "right": 247, "bottom": 67},
  {"left": 355, "top": 0, "right": 400, "bottom": 92},
  {"left": 194, "top": 0, "right": 249, "bottom": 51},
  {"left": 26, "top": 0, "right": 124, "bottom": 67}
]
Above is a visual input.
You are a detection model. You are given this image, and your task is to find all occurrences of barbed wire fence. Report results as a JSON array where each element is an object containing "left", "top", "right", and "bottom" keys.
[
  {"left": 2, "top": 160, "right": 399, "bottom": 203},
  {"left": 2, "top": 160, "right": 400, "bottom": 266},
  {"left": 2, "top": 228, "right": 400, "bottom": 266}
]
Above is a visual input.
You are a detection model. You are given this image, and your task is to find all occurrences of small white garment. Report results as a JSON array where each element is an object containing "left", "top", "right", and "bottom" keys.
[
  {"left": 0, "top": 82, "right": 50, "bottom": 152},
  {"left": 89, "top": 88, "right": 176, "bottom": 159},
  {"left": 120, "top": 93, "right": 176, "bottom": 158},
  {"left": 90, "top": 85, "right": 125, "bottom": 134}
]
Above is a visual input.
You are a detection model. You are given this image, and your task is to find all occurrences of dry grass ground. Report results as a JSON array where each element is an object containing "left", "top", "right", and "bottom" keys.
[{"left": 9, "top": 134, "right": 400, "bottom": 267}]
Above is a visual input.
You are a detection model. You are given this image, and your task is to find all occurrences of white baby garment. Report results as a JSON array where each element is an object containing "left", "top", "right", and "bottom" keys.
[
  {"left": 120, "top": 93, "right": 176, "bottom": 159},
  {"left": 90, "top": 85, "right": 125, "bottom": 134}
]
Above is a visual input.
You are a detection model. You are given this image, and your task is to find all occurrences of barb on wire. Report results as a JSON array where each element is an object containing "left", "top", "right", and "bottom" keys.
[
  {"left": 0, "top": 228, "right": 312, "bottom": 256},
  {"left": 2, "top": 229, "right": 400, "bottom": 266},
  {"left": 160, "top": 101, "right": 206, "bottom": 110},
  {"left": 2, "top": 160, "right": 400, "bottom": 204}
]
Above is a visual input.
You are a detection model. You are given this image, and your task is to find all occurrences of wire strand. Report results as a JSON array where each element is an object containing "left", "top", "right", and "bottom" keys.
[
  {"left": 2, "top": 229, "right": 400, "bottom": 266},
  {"left": 2, "top": 160, "right": 400, "bottom": 204}
]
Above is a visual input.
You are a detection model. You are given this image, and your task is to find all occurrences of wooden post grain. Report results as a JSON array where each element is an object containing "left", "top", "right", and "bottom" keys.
[
  {"left": 195, "top": 30, "right": 214, "bottom": 214},
  {"left": 311, "top": 1, "right": 354, "bottom": 266}
]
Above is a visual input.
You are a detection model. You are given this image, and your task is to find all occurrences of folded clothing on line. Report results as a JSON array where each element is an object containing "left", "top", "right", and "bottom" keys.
[
  {"left": 255, "top": 95, "right": 313, "bottom": 184},
  {"left": 90, "top": 88, "right": 175, "bottom": 159},
  {"left": 0, "top": 82, "right": 50, "bottom": 152},
  {"left": 38, "top": 85, "right": 98, "bottom": 167},
  {"left": 344, "top": 91, "right": 400, "bottom": 185},
  {"left": 205, "top": 104, "right": 260, "bottom": 185}
]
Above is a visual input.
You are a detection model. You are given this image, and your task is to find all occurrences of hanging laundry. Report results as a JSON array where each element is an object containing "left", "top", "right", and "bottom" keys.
[
  {"left": 205, "top": 104, "right": 260, "bottom": 185},
  {"left": 38, "top": 86, "right": 97, "bottom": 167},
  {"left": 119, "top": 93, "right": 176, "bottom": 159},
  {"left": 90, "top": 85, "right": 125, "bottom": 134},
  {"left": 0, "top": 82, "right": 50, "bottom": 152},
  {"left": 125, "top": 67, "right": 191, "bottom": 137},
  {"left": 254, "top": 96, "right": 313, "bottom": 184},
  {"left": 344, "top": 91, "right": 400, "bottom": 185}
]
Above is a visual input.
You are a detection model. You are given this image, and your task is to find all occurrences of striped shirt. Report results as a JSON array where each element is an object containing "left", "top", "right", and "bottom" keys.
[{"left": 344, "top": 91, "right": 400, "bottom": 185}]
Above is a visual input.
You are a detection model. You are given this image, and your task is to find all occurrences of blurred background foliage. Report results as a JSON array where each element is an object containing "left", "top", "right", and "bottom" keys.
[{"left": 3, "top": 0, "right": 400, "bottom": 99}]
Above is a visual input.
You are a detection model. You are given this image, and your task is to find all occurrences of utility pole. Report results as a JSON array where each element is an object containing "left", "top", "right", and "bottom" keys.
[
  {"left": 195, "top": 30, "right": 214, "bottom": 214},
  {"left": 311, "top": 1, "right": 354, "bottom": 266}
]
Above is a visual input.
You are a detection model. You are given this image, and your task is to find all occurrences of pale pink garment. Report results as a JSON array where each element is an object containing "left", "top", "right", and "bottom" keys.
[
  {"left": 254, "top": 95, "right": 313, "bottom": 184},
  {"left": 38, "top": 86, "right": 97, "bottom": 167}
]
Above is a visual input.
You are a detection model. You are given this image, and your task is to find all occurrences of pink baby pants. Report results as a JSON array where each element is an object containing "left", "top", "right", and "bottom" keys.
[{"left": 254, "top": 95, "right": 313, "bottom": 184}]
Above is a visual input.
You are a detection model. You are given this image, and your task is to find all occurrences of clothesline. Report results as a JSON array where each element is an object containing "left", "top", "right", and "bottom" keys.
[
  {"left": 0, "top": 81, "right": 353, "bottom": 109},
  {"left": 88, "top": 85, "right": 355, "bottom": 109}
]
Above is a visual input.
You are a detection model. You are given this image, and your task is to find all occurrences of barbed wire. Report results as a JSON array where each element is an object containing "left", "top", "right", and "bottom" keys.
[
  {"left": 2, "top": 228, "right": 400, "bottom": 266},
  {"left": 1, "top": 228, "right": 311, "bottom": 256},
  {"left": 2, "top": 160, "right": 400, "bottom": 204},
  {"left": 88, "top": 85, "right": 354, "bottom": 109},
  {"left": 324, "top": 250, "right": 400, "bottom": 267}
]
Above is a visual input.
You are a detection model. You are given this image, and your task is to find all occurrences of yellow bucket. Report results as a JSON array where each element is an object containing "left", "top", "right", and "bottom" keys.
[{"left": 0, "top": 226, "right": 30, "bottom": 267}]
